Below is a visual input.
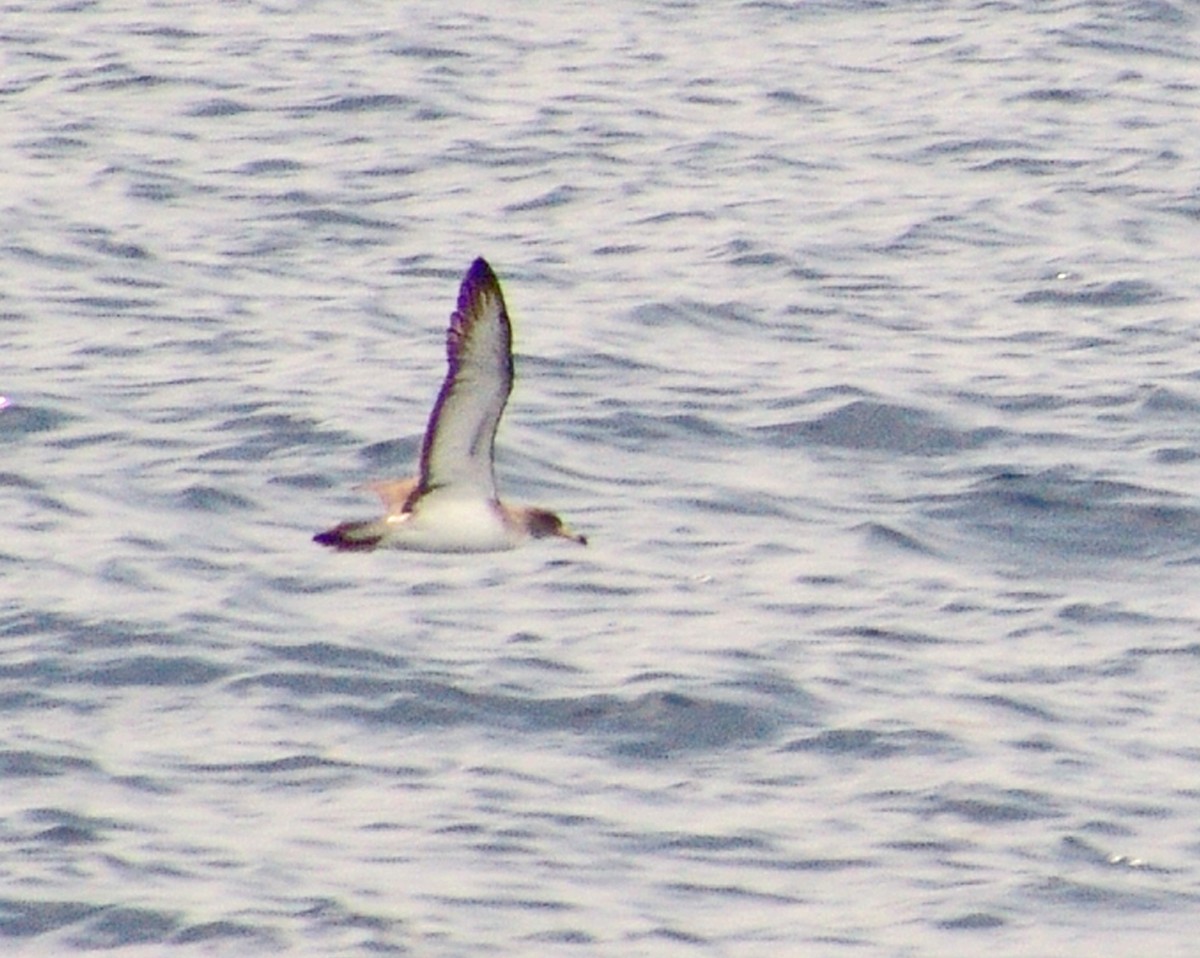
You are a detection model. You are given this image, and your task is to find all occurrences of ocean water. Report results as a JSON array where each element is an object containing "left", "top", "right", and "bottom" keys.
[{"left": 3, "top": 1, "right": 1200, "bottom": 955}]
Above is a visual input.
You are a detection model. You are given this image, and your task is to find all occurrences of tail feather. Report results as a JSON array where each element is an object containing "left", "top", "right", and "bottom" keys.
[{"left": 313, "top": 519, "right": 387, "bottom": 552}]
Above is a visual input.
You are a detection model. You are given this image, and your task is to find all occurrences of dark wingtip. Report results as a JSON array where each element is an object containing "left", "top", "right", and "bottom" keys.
[
  {"left": 461, "top": 257, "right": 500, "bottom": 299},
  {"left": 454, "top": 257, "right": 500, "bottom": 315}
]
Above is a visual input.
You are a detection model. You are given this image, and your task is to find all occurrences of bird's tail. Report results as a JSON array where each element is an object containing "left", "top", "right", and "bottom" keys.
[{"left": 313, "top": 518, "right": 388, "bottom": 552}]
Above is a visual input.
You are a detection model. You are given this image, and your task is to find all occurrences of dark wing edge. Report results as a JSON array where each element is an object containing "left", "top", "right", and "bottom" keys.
[{"left": 416, "top": 257, "right": 514, "bottom": 495}]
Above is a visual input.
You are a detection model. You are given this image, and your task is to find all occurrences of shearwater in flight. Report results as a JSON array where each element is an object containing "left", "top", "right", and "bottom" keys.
[{"left": 314, "top": 257, "right": 586, "bottom": 553}]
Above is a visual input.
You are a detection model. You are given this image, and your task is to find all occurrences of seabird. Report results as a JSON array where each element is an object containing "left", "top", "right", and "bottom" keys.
[{"left": 314, "top": 257, "right": 587, "bottom": 553}]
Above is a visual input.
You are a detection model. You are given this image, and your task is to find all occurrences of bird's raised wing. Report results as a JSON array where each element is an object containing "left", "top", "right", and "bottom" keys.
[{"left": 416, "top": 258, "right": 514, "bottom": 500}]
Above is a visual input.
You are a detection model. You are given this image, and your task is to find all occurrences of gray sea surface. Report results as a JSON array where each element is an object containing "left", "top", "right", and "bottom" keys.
[{"left": 3, "top": 1, "right": 1200, "bottom": 955}]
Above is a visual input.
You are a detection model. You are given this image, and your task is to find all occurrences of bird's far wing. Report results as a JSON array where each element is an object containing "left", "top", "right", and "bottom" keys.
[{"left": 360, "top": 477, "right": 420, "bottom": 515}]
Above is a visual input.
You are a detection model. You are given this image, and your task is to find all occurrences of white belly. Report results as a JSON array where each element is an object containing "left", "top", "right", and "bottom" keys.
[{"left": 380, "top": 496, "right": 517, "bottom": 553}]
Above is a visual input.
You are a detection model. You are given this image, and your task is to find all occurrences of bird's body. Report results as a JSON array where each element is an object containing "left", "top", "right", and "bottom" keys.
[{"left": 314, "top": 258, "right": 586, "bottom": 553}]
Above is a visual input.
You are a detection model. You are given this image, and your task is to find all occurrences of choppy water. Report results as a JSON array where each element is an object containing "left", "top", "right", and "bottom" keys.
[{"left": 4, "top": 1, "right": 1200, "bottom": 955}]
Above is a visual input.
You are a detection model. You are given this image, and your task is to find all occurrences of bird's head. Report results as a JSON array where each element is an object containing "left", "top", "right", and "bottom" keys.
[{"left": 525, "top": 508, "right": 587, "bottom": 546}]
